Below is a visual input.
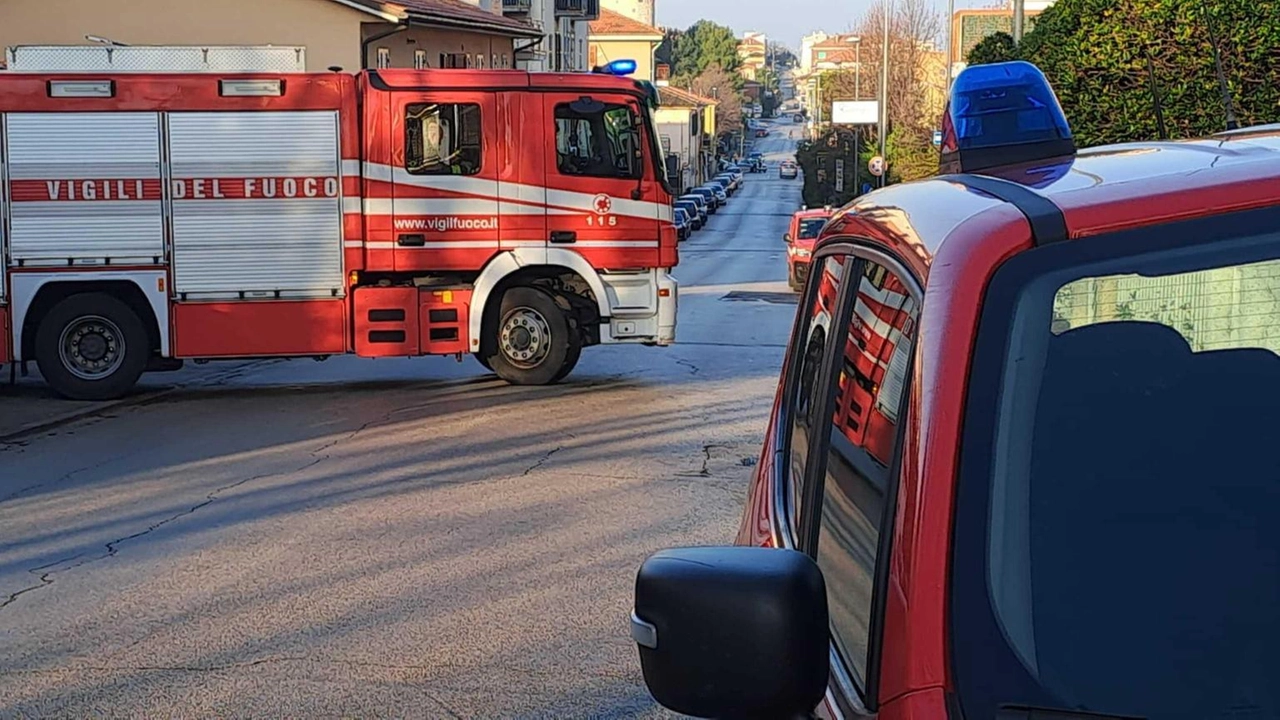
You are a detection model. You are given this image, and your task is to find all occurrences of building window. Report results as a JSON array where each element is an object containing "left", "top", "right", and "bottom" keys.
[
  {"left": 476, "top": 54, "right": 485, "bottom": 69},
  {"left": 414, "top": 49, "right": 427, "bottom": 69},
  {"left": 377, "top": 47, "right": 391, "bottom": 69},
  {"left": 492, "top": 53, "right": 498, "bottom": 69},
  {"left": 441, "top": 53, "right": 467, "bottom": 69},
  {"left": 554, "top": 100, "right": 643, "bottom": 180},
  {"left": 502, "top": 54, "right": 510, "bottom": 68},
  {"left": 405, "top": 103, "right": 483, "bottom": 176}
]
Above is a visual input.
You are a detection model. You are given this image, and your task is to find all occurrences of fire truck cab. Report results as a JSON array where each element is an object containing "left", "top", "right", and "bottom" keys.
[
  {"left": 0, "top": 54, "right": 677, "bottom": 400},
  {"left": 631, "top": 62, "right": 1280, "bottom": 720}
]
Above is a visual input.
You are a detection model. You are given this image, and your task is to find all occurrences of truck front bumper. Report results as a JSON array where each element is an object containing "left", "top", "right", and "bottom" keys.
[{"left": 599, "top": 269, "right": 677, "bottom": 346}]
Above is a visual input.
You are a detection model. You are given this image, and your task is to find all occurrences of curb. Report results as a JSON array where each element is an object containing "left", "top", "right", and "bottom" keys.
[{"left": 0, "top": 359, "right": 279, "bottom": 443}]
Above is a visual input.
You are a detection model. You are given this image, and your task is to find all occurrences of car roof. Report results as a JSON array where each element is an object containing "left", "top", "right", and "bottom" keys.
[
  {"left": 818, "top": 124, "right": 1280, "bottom": 270},
  {"left": 793, "top": 209, "right": 831, "bottom": 220}
]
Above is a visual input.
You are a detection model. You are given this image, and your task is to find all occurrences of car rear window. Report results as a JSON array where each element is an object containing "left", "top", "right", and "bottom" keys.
[{"left": 952, "top": 213, "right": 1280, "bottom": 720}]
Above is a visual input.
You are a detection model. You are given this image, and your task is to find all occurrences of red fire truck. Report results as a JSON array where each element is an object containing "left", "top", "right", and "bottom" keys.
[{"left": 0, "top": 59, "right": 678, "bottom": 400}]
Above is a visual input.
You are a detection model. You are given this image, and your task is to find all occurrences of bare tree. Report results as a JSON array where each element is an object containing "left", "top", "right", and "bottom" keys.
[
  {"left": 690, "top": 64, "right": 744, "bottom": 132},
  {"left": 849, "top": 0, "right": 944, "bottom": 134}
]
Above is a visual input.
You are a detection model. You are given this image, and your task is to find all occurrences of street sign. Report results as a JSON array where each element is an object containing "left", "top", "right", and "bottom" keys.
[
  {"left": 831, "top": 100, "right": 878, "bottom": 125},
  {"left": 869, "top": 155, "right": 886, "bottom": 177},
  {"left": 835, "top": 158, "right": 845, "bottom": 192},
  {"left": 932, "top": 130, "right": 942, "bottom": 146}
]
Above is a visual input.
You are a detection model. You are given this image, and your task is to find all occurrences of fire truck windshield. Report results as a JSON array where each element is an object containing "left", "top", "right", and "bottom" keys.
[{"left": 951, "top": 220, "right": 1280, "bottom": 720}]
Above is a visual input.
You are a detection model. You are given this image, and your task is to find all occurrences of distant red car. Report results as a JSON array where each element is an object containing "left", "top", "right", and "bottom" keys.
[
  {"left": 756, "top": 128, "right": 769, "bottom": 138},
  {"left": 632, "top": 60, "right": 1280, "bottom": 720},
  {"left": 784, "top": 208, "right": 832, "bottom": 291}
]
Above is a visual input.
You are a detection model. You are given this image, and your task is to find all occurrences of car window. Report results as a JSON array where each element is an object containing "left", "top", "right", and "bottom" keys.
[
  {"left": 812, "top": 257, "right": 919, "bottom": 693},
  {"left": 798, "top": 218, "right": 828, "bottom": 239},
  {"left": 952, "top": 222, "right": 1280, "bottom": 720},
  {"left": 784, "top": 254, "right": 851, "bottom": 529}
]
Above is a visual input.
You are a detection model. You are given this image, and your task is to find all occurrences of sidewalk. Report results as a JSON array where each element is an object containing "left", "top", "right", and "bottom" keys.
[{"left": 0, "top": 360, "right": 272, "bottom": 441}]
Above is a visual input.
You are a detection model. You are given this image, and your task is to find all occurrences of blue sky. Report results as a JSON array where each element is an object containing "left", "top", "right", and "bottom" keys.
[{"left": 655, "top": 0, "right": 994, "bottom": 50}]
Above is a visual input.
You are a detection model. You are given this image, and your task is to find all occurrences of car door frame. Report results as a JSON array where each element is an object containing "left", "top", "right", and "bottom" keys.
[{"left": 775, "top": 238, "right": 925, "bottom": 717}]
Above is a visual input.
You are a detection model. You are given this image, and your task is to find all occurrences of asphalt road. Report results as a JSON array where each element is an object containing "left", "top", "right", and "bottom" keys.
[{"left": 0, "top": 119, "right": 806, "bottom": 719}]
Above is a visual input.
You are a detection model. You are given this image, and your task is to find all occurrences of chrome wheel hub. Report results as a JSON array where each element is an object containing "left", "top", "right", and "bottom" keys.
[
  {"left": 59, "top": 316, "right": 126, "bottom": 381},
  {"left": 499, "top": 307, "right": 552, "bottom": 369}
]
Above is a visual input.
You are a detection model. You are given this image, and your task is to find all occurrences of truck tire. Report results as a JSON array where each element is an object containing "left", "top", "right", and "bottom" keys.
[
  {"left": 552, "top": 332, "right": 583, "bottom": 383},
  {"left": 35, "top": 292, "right": 150, "bottom": 401},
  {"left": 485, "top": 286, "right": 573, "bottom": 386}
]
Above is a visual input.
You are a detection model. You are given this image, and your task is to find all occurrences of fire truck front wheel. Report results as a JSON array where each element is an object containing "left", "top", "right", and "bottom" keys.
[
  {"left": 35, "top": 293, "right": 150, "bottom": 401},
  {"left": 484, "top": 287, "right": 578, "bottom": 386}
]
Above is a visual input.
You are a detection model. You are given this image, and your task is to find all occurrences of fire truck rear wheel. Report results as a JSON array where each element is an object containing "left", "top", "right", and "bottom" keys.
[
  {"left": 486, "top": 287, "right": 573, "bottom": 386},
  {"left": 35, "top": 293, "right": 150, "bottom": 401}
]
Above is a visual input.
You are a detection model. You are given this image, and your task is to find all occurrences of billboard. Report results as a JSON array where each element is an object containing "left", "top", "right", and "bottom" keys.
[{"left": 831, "top": 100, "right": 878, "bottom": 125}]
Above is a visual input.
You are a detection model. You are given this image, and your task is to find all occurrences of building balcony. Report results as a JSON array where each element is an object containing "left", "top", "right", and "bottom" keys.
[
  {"left": 502, "top": 0, "right": 532, "bottom": 14},
  {"left": 555, "top": 0, "right": 599, "bottom": 19}
]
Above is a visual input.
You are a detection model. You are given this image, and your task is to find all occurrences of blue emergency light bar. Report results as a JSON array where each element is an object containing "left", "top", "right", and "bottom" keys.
[
  {"left": 939, "top": 60, "right": 1076, "bottom": 174},
  {"left": 592, "top": 59, "right": 638, "bottom": 76}
]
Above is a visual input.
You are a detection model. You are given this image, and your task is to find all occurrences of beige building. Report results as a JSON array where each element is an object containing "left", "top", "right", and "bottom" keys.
[
  {"left": 0, "top": 0, "right": 542, "bottom": 72},
  {"left": 587, "top": 9, "right": 662, "bottom": 82},
  {"left": 598, "top": 0, "right": 654, "bottom": 26}
]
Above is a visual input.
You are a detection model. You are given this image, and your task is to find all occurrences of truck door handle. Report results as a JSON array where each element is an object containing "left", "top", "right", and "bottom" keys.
[
  {"left": 550, "top": 231, "right": 577, "bottom": 244},
  {"left": 398, "top": 234, "right": 425, "bottom": 247}
]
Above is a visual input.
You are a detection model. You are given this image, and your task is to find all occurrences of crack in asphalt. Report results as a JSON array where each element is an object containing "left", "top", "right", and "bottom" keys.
[
  {"left": 675, "top": 443, "right": 731, "bottom": 478},
  {"left": 0, "top": 408, "right": 396, "bottom": 613},
  {"left": 0, "top": 450, "right": 138, "bottom": 505},
  {"left": 521, "top": 446, "right": 563, "bottom": 476},
  {"left": 675, "top": 359, "right": 700, "bottom": 375}
]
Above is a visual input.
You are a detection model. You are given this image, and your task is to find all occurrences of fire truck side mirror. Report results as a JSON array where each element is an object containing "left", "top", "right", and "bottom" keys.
[
  {"left": 784, "top": 233, "right": 792, "bottom": 243},
  {"left": 328, "top": 66, "right": 343, "bottom": 73}
]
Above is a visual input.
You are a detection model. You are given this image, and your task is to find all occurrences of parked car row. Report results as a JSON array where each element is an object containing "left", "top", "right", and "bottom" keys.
[{"left": 672, "top": 165, "right": 747, "bottom": 241}]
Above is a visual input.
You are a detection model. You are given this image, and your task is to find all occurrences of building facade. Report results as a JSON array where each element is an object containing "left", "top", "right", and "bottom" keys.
[
  {"left": 736, "top": 33, "right": 767, "bottom": 82},
  {"left": 950, "top": 2, "right": 1056, "bottom": 78},
  {"left": 598, "top": 0, "right": 654, "bottom": 26},
  {"left": 0, "top": 0, "right": 541, "bottom": 72},
  {"left": 501, "top": 0, "right": 599, "bottom": 71},
  {"left": 798, "top": 31, "right": 829, "bottom": 76},
  {"left": 654, "top": 84, "right": 717, "bottom": 193},
  {"left": 587, "top": 8, "right": 662, "bottom": 82}
]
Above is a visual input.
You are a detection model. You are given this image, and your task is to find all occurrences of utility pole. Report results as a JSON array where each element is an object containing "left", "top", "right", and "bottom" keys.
[
  {"left": 878, "top": 0, "right": 890, "bottom": 187},
  {"left": 854, "top": 39, "right": 861, "bottom": 100},
  {"left": 945, "top": 0, "right": 955, "bottom": 90},
  {"left": 1012, "top": 0, "right": 1025, "bottom": 43}
]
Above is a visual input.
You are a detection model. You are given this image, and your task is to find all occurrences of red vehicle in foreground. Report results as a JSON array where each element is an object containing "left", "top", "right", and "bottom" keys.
[
  {"left": 785, "top": 208, "right": 834, "bottom": 291},
  {"left": 632, "top": 61, "right": 1280, "bottom": 720}
]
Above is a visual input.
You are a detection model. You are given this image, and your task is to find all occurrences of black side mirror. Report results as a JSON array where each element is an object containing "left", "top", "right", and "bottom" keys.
[
  {"left": 632, "top": 546, "right": 829, "bottom": 720},
  {"left": 784, "top": 233, "right": 792, "bottom": 243}
]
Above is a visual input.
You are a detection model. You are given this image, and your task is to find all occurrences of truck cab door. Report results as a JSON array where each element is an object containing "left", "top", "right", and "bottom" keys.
[
  {"left": 543, "top": 93, "right": 662, "bottom": 270},
  {"left": 390, "top": 90, "right": 499, "bottom": 272}
]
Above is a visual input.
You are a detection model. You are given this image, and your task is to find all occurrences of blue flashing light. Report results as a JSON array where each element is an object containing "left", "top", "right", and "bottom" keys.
[
  {"left": 940, "top": 61, "right": 1075, "bottom": 174},
  {"left": 595, "top": 58, "right": 638, "bottom": 76}
]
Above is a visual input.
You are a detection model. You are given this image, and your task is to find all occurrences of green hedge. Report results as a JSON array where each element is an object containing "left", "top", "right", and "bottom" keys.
[{"left": 968, "top": 0, "right": 1280, "bottom": 147}]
